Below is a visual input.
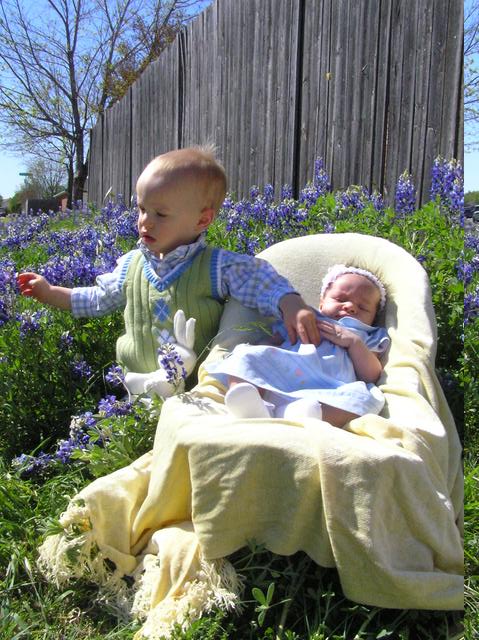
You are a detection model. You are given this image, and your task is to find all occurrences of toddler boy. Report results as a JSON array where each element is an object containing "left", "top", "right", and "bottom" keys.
[{"left": 18, "top": 146, "right": 319, "bottom": 385}]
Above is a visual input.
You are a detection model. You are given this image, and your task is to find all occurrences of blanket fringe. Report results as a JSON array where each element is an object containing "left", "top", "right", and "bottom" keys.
[
  {"left": 133, "top": 557, "right": 242, "bottom": 640},
  {"left": 37, "top": 501, "right": 243, "bottom": 639}
]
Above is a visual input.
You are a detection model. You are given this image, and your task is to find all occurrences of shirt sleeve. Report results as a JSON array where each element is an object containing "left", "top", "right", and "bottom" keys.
[
  {"left": 217, "top": 249, "right": 298, "bottom": 318},
  {"left": 364, "top": 326, "right": 390, "bottom": 354},
  {"left": 70, "top": 252, "right": 131, "bottom": 318}
]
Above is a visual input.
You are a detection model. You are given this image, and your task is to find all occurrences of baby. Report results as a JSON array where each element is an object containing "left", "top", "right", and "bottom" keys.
[{"left": 206, "top": 265, "right": 390, "bottom": 427}]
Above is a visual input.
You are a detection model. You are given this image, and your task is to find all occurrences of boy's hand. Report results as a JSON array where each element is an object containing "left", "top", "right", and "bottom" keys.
[
  {"left": 17, "top": 272, "right": 72, "bottom": 310},
  {"left": 279, "top": 293, "right": 320, "bottom": 345},
  {"left": 17, "top": 272, "right": 51, "bottom": 301}
]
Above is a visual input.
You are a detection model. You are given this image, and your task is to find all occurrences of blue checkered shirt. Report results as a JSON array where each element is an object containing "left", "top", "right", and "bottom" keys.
[{"left": 71, "top": 234, "right": 297, "bottom": 319}]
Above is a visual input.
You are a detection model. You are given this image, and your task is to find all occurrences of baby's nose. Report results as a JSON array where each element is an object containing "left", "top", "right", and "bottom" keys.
[{"left": 343, "top": 301, "right": 356, "bottom": 313}]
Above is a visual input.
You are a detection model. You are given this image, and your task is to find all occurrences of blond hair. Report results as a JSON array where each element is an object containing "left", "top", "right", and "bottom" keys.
[{"left": 147, "top": 145, "right": 227, "bottom": 214}]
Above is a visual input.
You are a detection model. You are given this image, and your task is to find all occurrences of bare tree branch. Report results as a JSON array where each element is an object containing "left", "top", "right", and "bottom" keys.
[{"left": 0, "top": 0, "right": 209, "bottom": 201}]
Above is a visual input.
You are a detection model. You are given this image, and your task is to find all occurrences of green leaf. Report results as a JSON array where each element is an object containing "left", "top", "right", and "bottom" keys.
[{"left": 252, "top": 586, "right": 266, "bottom": 605}]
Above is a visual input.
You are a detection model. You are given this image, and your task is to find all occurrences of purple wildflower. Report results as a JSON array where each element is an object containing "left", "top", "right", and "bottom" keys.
[
  {"left": 55, "top": 438, "right": 77, "bottom": 464},
  {"left": 71, "top": 359, "right": 93, "bottom": 379},
  {"left": 313, "top": 158, "right": 332, "bottom": 193},
  {"left": 263, "top": 184, "right": 274, "bottom": 204},
  {"left": 395, "top": 171, "right": 416, "bottom": 215},
  {"left": 97, "top": 394, "right": 132, "bottom": 417},
  {"left": 16, "top": 310, "right": 46, "bottom": 338},
  {"left": 59, "top": 331, "right": 74, "bottom": 350},
  {"left": 69, "top": 412, "right": 96, "bottom": 441},
  {"left": 11, "top": 451, "right": 53, "bottom": 479},
  {"left": 465, "top": 289, "right": 479, "bottom": 325},
  {"left": 250, "top": 185, "right": 260, "bottom": 200},
  {"left": 105, "top": 364, "right": 125, "bottom": 387},
  {"left": 430, "top": 157, "right": 464, "bottom": 215},
  {"left": 456, "top": 257, "right": 476, "bottom": 286},
  {"left": 157, "top": 343, "right": 187, "bottom": 387}
]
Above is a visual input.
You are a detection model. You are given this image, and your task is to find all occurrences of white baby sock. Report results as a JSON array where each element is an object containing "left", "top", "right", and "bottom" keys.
[
  {"left": 225, "top": 382, "right": 273, "bottom": 418},
  {"left": 276, "top": 398, "right": 323, "bottom": 420}
]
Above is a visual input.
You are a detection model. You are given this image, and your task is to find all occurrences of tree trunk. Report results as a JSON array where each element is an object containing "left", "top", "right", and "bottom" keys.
[
  {"left": 66, "top": 157, "right": 74, "bottom": 208},
  {"left": 72, "top": 138, "right": 88, "bottom": 204},
  {"left": 72, "top": 162, "right": 88, "bottom": 204}
]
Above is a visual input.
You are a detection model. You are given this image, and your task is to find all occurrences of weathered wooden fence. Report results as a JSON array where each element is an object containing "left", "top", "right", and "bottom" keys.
[{"left": 87, "top": 0, "right": 463, "bottom": 207}]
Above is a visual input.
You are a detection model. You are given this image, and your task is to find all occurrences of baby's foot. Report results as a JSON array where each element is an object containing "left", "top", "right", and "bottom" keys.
[
  {"left": 225, "top": 383, "right": 272, "bottom": 418},
  {"left": 276, "top": 399, "right": 323, "bottom": 420}
]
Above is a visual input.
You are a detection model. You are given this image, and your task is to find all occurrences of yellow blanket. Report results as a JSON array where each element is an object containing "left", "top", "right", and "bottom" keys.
[{"left": 38, "top": 234, "right": 464, "bottom": 638}]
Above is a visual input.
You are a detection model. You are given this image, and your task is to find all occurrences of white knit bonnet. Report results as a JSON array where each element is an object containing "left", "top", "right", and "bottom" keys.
[{"left": 320, "top": 264, "right": 387, "bottom": 311}]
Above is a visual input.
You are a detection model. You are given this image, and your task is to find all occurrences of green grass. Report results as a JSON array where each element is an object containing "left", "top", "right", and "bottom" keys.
[
  {"left": 0, "top": 455, "right": 464, "bottom": 639},
  {"left": 465, "top": 454, "right": 478, "bottom": 639}
]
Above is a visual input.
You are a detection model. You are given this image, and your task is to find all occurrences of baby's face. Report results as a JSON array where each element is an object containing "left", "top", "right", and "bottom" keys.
[
  {"left": 136, "top": 160, "right": 213, "bottom": 256},
  {"left": 319, "top": 273, "right": 381, "bottom": 325}
]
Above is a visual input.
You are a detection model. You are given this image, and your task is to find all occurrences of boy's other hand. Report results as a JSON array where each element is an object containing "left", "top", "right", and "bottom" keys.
[
  {"left": 18, "top": 273, "right": 73, "bottom": 310},
  {"left": 279, "top": 293, "right": 320, "bottom": 345},
  {"left": 17, "top": 272, "right": 51, "bottom": 301}
]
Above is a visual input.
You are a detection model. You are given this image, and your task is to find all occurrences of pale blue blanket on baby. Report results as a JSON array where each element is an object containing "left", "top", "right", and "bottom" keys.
[{"left": 206, "top": 314, "right": 390, "bottom": 416}]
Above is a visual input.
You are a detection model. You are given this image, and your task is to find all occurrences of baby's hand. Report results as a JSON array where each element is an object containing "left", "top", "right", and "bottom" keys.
[{"left": 318, "top": 320, "right": 358, "bottom": 348}]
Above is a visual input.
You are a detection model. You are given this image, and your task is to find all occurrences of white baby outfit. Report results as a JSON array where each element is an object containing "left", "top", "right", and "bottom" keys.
[{"left": 206, "top": 313, "right": 390, "bottom": 419}]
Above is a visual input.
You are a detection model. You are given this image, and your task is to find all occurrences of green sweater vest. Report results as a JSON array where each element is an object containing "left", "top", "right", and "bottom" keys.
[{"left": 116, "top": 247, "right": 224, "bottom": 374}]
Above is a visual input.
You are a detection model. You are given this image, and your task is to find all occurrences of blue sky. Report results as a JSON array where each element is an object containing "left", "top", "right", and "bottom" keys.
[
  {"left": 0, "top": 152, "right": 27, "bottom": 200},
  {"left": 465, "top": 151, "right": 479, "bottom": 193}
]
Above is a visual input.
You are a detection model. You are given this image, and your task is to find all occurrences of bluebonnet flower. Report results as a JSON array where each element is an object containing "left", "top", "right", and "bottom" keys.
[
  {"left": 71, "top": 359, "right": 93, "bottom": 379},
  {"left": 313, "top": 158, "right": 332, "bottom": 193},
  {"left": 16, "top": 310, "right": 46, "bottom": 338},
  {"left": 465, "top": 234, "right": 479, "bottom": 252},
  {"left": 11, "top": 451, "right": 53, "bottom": 478},
  {"left": 59, "top": 331, "right": 74, "bottom": 350},
  {"left": 0, "top": 213, "right": 50, "bottom": 252},
  {"left": 430, "top": 157, "right": 464, "bottom": 215},
  {"left": 220, "top": 158, "right": 331, "bottom": 254},
  {"left": 465, "top": 289, "right": 479, "bottom": 325},
  {"left": 369, "top": 191, "right": 385, "bottom": 213},
  {"left": 55, "top": 438, "right": 77, "bottom": 464},
  {"left": 97, "top": 394, "right": 132, "bottom": 417},
  {"left": 335, "top": 187, "right": 367, "bottom": 215},
  {"left": 263, "top": 184, "right": 274, "bottom": 204},
  {"left": 0, "top": 299, "right": 10, "bottom": 326},
  {"left": 0, "top": 258, "right": 18, "bottom": 325},
  {"left": 395, "top": 171, "right": 416, "bottom": 215},
  {"left": 299, "top": 184, "right": 325, "bottom": 208},
  {"left": 105, "top": 364, "right": 125, "bottom": 387},
  {"left": 157, "top": 343, "right": 187, "bottom": 387},
  {"left": 334, "top": 185, "right": 383, "bottom": 217},
  {"left": 220, "top": 195, "right": 235, "bottom": 214},
  {"left": 250, "top": 185, "right": 260, "bottom": 200},
  {"left": 68, "top": 412, "right": 96, "bottom": 444},
  {"left": 456, "top": 257, "right": 475, "bottom": 286}
]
